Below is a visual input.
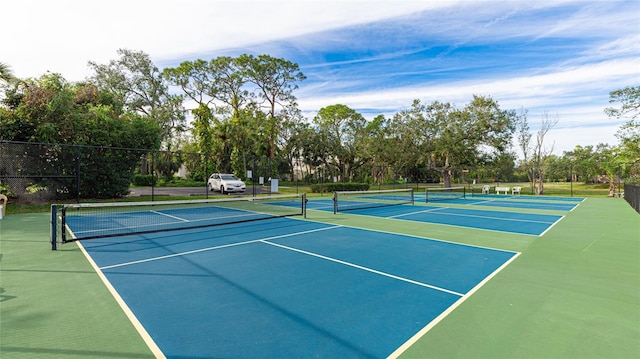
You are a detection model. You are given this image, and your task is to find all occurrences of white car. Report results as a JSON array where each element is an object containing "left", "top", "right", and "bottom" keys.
[{"left": 207, "top": 173, "right": 246, "bottom": 194}]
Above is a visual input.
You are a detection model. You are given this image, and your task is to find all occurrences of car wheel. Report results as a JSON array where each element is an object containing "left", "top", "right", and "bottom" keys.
[{"left": 220, "top": 185, "right": 225, "bottom": 194}]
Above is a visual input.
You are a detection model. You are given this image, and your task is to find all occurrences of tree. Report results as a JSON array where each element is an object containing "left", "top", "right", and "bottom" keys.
[
  {"left": 292, "top": 121, "right": 332, "bottom": 182},
  {"left": 388, "top": 100, "right": 437, "bottom": 182},
  {"left": 163, "top": 59, "right": 220, "bottom": 171},
  {"left": 605, "top": 85, "right": 640, "bottom": 120},
  {"left": 605, "top": 85, "right": 640, "bottom": 163},
  {"left": 515, "top": 108, "right": 535, "bottom": 188},
  {"left": 564, "top": 145, "right": 598, "bottom": 184},
  {"left": 209, "top": 56, "right": 254, "bottom": 174},
  {"left": 393, "top": 96, "right": 516, "bottom": 187},
  {"left": 89, "top": 49, "right": 186, "bottom": 148},
  {"left": 313, "top": 104, "right": 369, "bottom": 181},
  {"left": 531, "top": 112, "right": 558, "bottom": 194},
  {"left": 361, "top": 115, "right": 393, "bottom": 183},
  {"left": 0, "top": 72, "right": 162, "bottom": 199},
  {"left": 593, "top": 143, "right": 621, "bottom": 197},
  {"left": 241, "top": 54, "right": 306, "bottom": 159},
  {"left": 0, "top": 62, "right": 14, "bottom": 83}
]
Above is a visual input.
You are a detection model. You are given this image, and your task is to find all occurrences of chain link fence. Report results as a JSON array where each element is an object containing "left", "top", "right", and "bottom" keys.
[
  {"left": 0, "top": 141, "right": 301, "bottom": 204},
  {"left": 623, "top": 184, "right": 640, "bottom": 213},
  {"left": 2, "top": 140, "right": 638, "bottom": 205}
]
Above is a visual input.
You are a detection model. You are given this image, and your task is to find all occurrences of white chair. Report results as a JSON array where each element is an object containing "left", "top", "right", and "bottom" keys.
[
  {"left": 512, "top": 186, "right": 521, "bottom": 195},
  {"left": 482, "top": 185, "right": 490, "bottom": 194}
]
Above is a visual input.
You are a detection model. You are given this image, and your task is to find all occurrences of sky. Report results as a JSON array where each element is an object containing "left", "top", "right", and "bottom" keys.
[{"left": 2, "top": 0, "right": 639, "bottom": 155}]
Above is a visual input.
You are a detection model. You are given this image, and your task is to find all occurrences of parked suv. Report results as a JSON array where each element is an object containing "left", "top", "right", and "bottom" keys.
[{"left": 207, "top": 173, "right": 246, "bottom": 194}]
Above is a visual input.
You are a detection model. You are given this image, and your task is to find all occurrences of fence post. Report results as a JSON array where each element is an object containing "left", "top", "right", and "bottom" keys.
[
  {"left": 205, "top": 153, "right": 209, "bottom": 199},
  {"left": 50, "top": 204, "right": 57, "bottom": 250},
  {"left": 76, "top": 146, "right": 81, "bottom": 203},
  {"left": 151, "top": 151, "right": 155, "bottom": 201}
]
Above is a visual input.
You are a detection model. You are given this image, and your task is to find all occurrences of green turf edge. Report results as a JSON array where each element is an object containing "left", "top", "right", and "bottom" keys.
[
  {"left": 0, "top": 213, "right": 155, "bottom": 359},
  {"left": 396, "top": 198, "right": 640, "bottom": 359}
]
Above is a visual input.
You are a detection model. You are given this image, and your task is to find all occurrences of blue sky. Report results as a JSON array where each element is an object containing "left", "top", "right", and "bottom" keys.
[{"left": 3, "top": 0, "right": 639, "bottom": 154}]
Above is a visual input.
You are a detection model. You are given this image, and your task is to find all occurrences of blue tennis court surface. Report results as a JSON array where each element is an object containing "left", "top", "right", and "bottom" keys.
[
  {"left": 78, "top": 217, "right": 518, "bottom": 358},
  {"left": 463, "top": 195, "right": 584, "bottom": 211},
  {"left": 307, "top": 199, "right": 563, "bottom": 236}
]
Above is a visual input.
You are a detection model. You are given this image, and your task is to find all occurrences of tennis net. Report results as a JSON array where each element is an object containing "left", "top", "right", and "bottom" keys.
[
  {"left": 332, "top": 189, "right": 414, "bottom": 213},
  {"left": 425, "top": 187, "right": 466, "bottom": 202},
  {"left": 51, "top": 194, "right": 306, "bottom": 249}
]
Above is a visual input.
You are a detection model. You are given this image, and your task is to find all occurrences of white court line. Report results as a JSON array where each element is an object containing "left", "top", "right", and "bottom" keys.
[
  {"left": 262, "top": 240, "right": 464, "bottom": 297},
  {"left": 151, "top": 210, "right": 189, "bottom": 222},
  {"left": 539, "top": 215, "right": 565, "bottom": 237},
  {"left": 569, "top": 202, "right": 582, "bottom": 212},
  {"left": 77, "top": 241, "right": 166, "bottom": 359},
  {"left": 388, "top": 251, "right": 522, "bottom": 359},
  {"left": 423, "top": 210, "right": 557, "bottom": 225},
  {"left": 309, "top": 203, "right": 335, "bottom": 211},
  {"left": 99, "top": 225, "right": 342, "bottom": 270},
  {"left": 386, "top": 206, "right": 448, "bottom": 219},
  {"left": 466, "top": 199, "right": 500, "bottom": 206}
]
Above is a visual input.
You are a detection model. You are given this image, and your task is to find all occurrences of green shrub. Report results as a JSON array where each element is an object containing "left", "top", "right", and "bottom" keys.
[{"left": 132, "top": 174, "right": 157, "bottom": 186}]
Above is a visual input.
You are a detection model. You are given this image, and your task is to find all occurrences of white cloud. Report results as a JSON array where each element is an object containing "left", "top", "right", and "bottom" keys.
[
  {"left": 2, "top": 0, "right": 637, "bottom": 155},
  {"left": 2, "top": 0, "right": 458, "bottom": 81},
  {"left": 298, "top": 57, "right": 637, "bottom": 115}
]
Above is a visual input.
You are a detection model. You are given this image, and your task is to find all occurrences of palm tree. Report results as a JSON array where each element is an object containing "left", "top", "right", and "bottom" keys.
[{"left": 0, "top": 62, "right": 14, "bottom": 83}]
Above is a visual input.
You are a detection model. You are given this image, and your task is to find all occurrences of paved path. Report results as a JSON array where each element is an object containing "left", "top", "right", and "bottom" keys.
[{"left": 127, "top": 186, "right": 267, "bottom": 197}]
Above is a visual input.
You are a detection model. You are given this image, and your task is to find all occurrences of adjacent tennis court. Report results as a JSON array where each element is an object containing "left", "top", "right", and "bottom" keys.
[
  {"left": 339, "top": 205, "right": 563, "bottom": 236},
  {"left": 463, "top": 192, "right": 584, "bottom": 211},
  {"left": 66, "top": 202, "right": 518, "bottom": 358},
  {"left": 463, "top": 198, "right": 580, "bottom": 211},
  {"left": 307, "top": 189, "right": 566, "bottom": 236}
]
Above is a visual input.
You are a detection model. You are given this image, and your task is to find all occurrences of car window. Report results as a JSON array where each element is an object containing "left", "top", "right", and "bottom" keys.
[{"left": 221, "top": 175, "right": 238, "bottom": 180}]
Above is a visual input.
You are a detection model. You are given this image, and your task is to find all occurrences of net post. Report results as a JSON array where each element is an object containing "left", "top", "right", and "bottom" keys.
[
  {"left": 332, "top": 191, "right": 338, "bottom": 214},
  {"left": 302, "top": 193, "right": 307, "bottom": 218},
  {"left": 411, "top": 188, "right": 415, "bottom": 205},
  {"left": 60, "top": 206, "right": 67, "bottom": 244},
  {"left": 50, "top": 204, "right": 57, "bottom": 250},
  {"left": 425, "top": 188, "right": 428, "bottom": 203}
]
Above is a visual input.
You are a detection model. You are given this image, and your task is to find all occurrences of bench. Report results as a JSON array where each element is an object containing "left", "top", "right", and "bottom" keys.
[
  {"left": 495, "top": 186, "right": 510, "bottom": 195},
  {"left": 512, "top": 186, "right": 521, "bottom": 195}
]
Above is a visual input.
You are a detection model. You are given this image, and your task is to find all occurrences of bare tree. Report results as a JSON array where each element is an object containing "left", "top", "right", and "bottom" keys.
[
  {"left": 532, "top": 112, "right": 558, "bottom": 194},
  {"left": 515, "top": 108, "right": 534, "bottom": 192}
]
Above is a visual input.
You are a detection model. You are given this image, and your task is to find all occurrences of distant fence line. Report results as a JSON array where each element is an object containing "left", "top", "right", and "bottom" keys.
[
  {"left": 0, "top": 140, "right": 415, "bottom": 204},
  {"left": 3, "top": 140, "right": 639, "bottom": 207},
  {"left": 623, "top": 184, "right": 640, "bottom": 214},
  {"left": 0, "top": 140, "right": 289, "bottom": 204}
]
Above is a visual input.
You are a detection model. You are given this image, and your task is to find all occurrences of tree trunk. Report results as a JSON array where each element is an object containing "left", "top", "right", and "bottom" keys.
[
  {"left": 442, "top": 169, "right": 452, "bottom": 188},
  {"left": 608, "top": 179, "right": 616, "bottom": 197},
  {"left": 536, "top": 177, "right": 544, "bottom": 195}
]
